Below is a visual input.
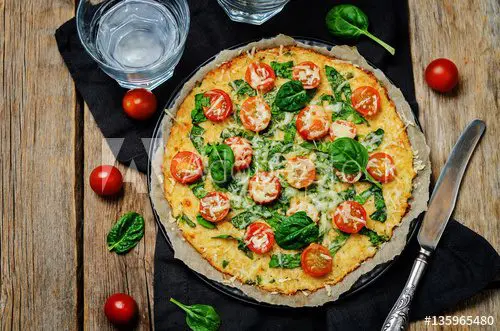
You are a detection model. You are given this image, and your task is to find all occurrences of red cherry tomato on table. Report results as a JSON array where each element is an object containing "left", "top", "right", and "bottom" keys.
[
  {"left": 104, "top": 293, "right": 138, "bottom": 326},
  {"left": 224, "top": 136, "right": 253, "bottom": 171},
  {"left": 122, "top": 88, "right": 157, "bottom": 120},
  {"left": 245, "top": 62, "right": 276, "bottom": 93},
  {"left": 296, "top": 105, "right": 331, "bottom": 140},
  {"left": 203, "top": 89, "right": 233, "bottom": 122},
  {"left": 301, "top": 243, "right": 333, "bottom": 277},
  {"left": 351, "top": 86, "right": 381, "bottom": 117},
  {"left": 285, "top": 156, "right": 316, "bottom": 189},
  {"left": 366, "top": 152, "right": 396, "bottom": 184},
  {"left": 239, "top": 96, "right": 272, "bottom": 132},
  {"left": 333, "top": 201, "right": 367, "bottom": 234},
  {"left": 170, "top": 151, "right": 204, "bottom": 184},
  {"left": 89, "top": 165, "right": 123, "bottom": 196},
  {"left": 245, "top": 222, "right": 275, "bottom": 254},
  {"left": 425, "top": 58, "right": 459, "bottom": 93},
  {"left": 199, "top": 192, "right": 231, "bottom": 222},
  {"left": 248, "top": 172, "right": 281, "bottom": 204},
  {"left": 292, "top": 61, "right": 321, "bottom": 89}
]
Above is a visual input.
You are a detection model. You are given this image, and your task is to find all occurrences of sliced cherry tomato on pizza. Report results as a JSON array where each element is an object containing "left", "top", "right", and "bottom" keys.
[
  {"left": 301, "top": 243, "right": 333, "bottom": 277},
  {"left": 224, "top": 136, "right": 253, "bottom": 171},
  {"left": 199, "top": 192, "right": 231, "bottom": 222},
  {"left": 245, "top": 62, "right": 276, "bottom": 93},
  {"left": 296, "top": 105, "right": 331, "bottom": 140},
  {"left": 329, "top": 120, "right": 357, "bottom": 140},
  {"left": 248, "top": 172, "right": 281, "bottom": 204},
  {"left": 333, "top": 201, "right": 367, "bottom": 234},
  {"left": 285, "top": 156, "right": 316, "bottom": 189},
  {"left": 351, "top": 86, "right": 381, "bottom": 117},
  {"left": 239, "top": 96, "right": 272, "bottom": 132},
  {"left": 292, "top": 61, "right": 321, "bottom": 89},
  {"left": 335, "top": 170, "right": 362, "bottom": 184},
  {"left": 366, "top": 152, "right": 396, "bottom": 183},
  {"left": 244, "top": 222, "right": 275, "bottom": 254},
  {"left": 170, "top": 151, "right": 204, "bottom": 184},
  {"left": 203, "top": 89, "right": 233, "bottom": 122}
]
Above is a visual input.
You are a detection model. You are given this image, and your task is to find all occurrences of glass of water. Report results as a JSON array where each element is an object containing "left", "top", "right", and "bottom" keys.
[
  {"left": 76, "top": 0, "right": 189, "bottom": 89},
  {"left": 217, "top": 0, "right": 289, "bottom": 25}
]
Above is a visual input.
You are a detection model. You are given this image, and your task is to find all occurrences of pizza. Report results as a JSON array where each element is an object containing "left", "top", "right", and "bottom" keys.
[{"left": 158, "top": 37, "right": 428, "bottom": 303}]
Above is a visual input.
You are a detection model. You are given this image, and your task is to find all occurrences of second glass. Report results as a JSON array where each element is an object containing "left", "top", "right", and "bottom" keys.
[
  {"left": 217, "top": 0, "right": 289, "bottom": 25},
  {"left": 77, "top": 0, "right": 190, "bottom": 89}
]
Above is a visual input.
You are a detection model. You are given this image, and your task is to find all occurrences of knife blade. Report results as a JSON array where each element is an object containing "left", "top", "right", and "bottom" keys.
[
  {"left": 382, "top": 119, "right": 486, "bottom": 331},
  {"left": 418, "top": 119, "right": 486, "bottom": 251}
]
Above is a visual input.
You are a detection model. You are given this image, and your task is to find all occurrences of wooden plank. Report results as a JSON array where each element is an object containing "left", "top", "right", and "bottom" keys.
[
  {"left": 0, "top": 0, "right": 80, "bottom": 329},
  {"left": 407, "top": 0, "right": 500, "bottom": 330},
  {"left": 82, "top": 109, "right": 156, "bottom": 330}
]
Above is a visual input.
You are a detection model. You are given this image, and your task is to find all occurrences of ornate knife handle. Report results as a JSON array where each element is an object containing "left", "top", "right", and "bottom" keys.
[{"left": 381, "top": 248, "right": 431, "bottom": 331}]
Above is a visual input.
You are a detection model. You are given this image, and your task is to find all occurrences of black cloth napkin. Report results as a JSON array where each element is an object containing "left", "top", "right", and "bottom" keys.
[
  {"left": 154, "top": 220, "right": 499, "bottom": 331},
  {"left": 55, "top": 0, "right": 500, "bottom": 330},
  {"left": 55, "top": 0, "right": 418, "bottom": 173}
]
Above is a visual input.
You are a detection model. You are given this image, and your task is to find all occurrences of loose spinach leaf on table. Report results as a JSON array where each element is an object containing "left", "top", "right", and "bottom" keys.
[
  {"left": 205, "top": 143, "right": 235, "bottom": 187},
  {"left": 229, "top": 79, "right": 256, "bottom": 98},
  {"left": 275, "top": 212, "right": 320, "bottom": 250},
  {"left": 190, "top": 125, "right": 205, "bottom": 153},
  {"left": 107, "top": 212, "right": 145, "bottom": 254},
  {"left": 170, "top": 298, "right": 221, "bottom": 331},
  {"left": 360, "top": 128, "right": 384, "bottom": 152},
  {"left": 329, "top": 230, "right": 350, "bottom": 256},
  {"left": 196, "top": 215, "right": 217, "bottom": 229},
  {"left": 191, "top": 93, "right": 210, "bottom": 124},
  {"left": 325, "top": 4, "right": 395, "bottom": 55},
  {"left": 271, "top": 61, "right": 294, "bottom": 79},
  {"left": 212, "top": 234, "right": 253, "bottom": 259},
  {"left": 178, "top": 214, "right": 196, "bottom": 228},
  {"left": 359, "top": 228, "right": 388, "bottom": 246},
  {"left": 269, "top": 253, "right": 301, "bottom": 269},
  {"left": 274, "top": 80, "right": 314, "bottom": 112},
  {"left": 328, "top": 137, "right": 381, "bottom": 188}
]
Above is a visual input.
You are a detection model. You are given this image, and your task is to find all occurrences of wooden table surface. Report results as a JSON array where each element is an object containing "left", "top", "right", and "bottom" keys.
[{"left": 1, "top": 0, "right": 498, "bottom": 330}]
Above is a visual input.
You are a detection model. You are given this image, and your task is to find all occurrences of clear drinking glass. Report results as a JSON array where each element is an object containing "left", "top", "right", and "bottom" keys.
[
  {"left": 217, "top": 0, "right": 289, "bottom": 25},
  {"left": 76, "top": 0, "right": 190, "bottom": 89}
]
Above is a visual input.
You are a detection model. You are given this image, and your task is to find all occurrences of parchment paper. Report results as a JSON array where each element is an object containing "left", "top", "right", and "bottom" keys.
[{"left": 149, "top": 35, "right": 431, "bottom": 307}]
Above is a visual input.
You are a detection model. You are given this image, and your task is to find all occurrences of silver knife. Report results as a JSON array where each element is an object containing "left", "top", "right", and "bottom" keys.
[{"left": 381, "top": 119, "right": 486, "bottom": 331}]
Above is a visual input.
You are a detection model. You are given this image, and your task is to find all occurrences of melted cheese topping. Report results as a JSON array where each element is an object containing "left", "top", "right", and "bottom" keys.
[
  {"left": 248, "top": 172, "right": 280, "bottom": 203},
  {"left": 295, "top": 64, "right": 320, "bottom": 86},
  {"left": 330, "top": 120, "right": 357, "bottom": 140}
]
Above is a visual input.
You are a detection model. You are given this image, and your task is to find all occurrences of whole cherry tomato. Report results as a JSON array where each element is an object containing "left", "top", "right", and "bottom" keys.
[
  {"left": 89, "top": 165, "right": 123, "bottom": 196},
  {"left": 122, "top": 88, "right": 157, "bottom": 120},
  {"left": 425, "top": 58, "right": 459, "bottom": 93},
  {"left": 104, "top": 293, "right": 138, "bottom": 326}
]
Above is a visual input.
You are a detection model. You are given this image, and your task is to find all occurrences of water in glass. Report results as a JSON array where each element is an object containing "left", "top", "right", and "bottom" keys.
[{"left": 77, "top": 0, "right": 189, "bottom": 89}]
